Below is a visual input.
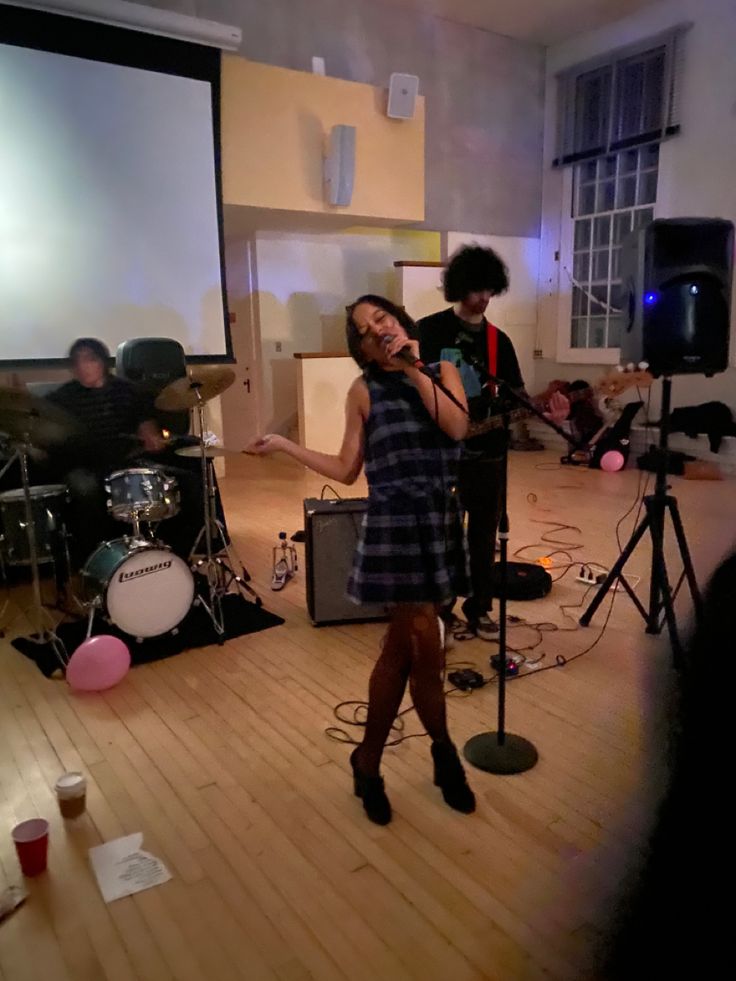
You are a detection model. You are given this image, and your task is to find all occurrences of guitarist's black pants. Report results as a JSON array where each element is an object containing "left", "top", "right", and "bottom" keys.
[{"left": 456, "top": 455, "right": 504, "bottom": 624}]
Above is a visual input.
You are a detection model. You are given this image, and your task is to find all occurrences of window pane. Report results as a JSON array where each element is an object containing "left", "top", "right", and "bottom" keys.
[
  {"left": 589, "top": 318, "right": 607, "bottom": 348},
  {"left": 638, "top": 170, "right": 658, "bottom": 205},
  {"left": 592, "top": 249, "right": 610, "bottom": 281},
  {"left": 575, "top": 67, "right": 612, "bottom": 154},
  {"left": 597, "top": 179, "right": 615, "bottom": 212},
  {"left": 634, "top": 206, "right": 654, "bottom": 230},
  {"left": 621, "top": 149, "right": 639, "bottom": 174},
  {"left": 616, "top": 175, "right": 637, "bottom": 208},
  {"left": 571, "top": 319, "right": 587, "bottom": 348},
  {"left": 591, "top": 284, "right": 608, "bottom": 313},
  {"left": 611, "top": 247, "right": 622, "bottom": 279},
  {"left": 572, "top": 285, "right": 588, "bottom": 316},
  {"left": 579, "top": 160, "right": 597, "bottom": 183},
  {"left": 642, "top": 52, "right": 665, "bottom": 132},
  {"left": 601, "top": 155, "right": 617, "bottom": 178},
  {"left": 641, "top": 143, "right": 659, "bottom": 169},
  {"left": 574, "top": 218, "right": 591, "bottom": 249},
  {"left": 573, "top": 251, "right": 590, "bottom": 282},
  {"left": 609, "top": 283, "right": 623, "bottom": 314},
  {"left": 593, "top": 214, "right": 611, "bottom": 247},
  {"left": 607, "top": 318, "right": 621, "bottom": 347},
  {"left": 614, "top": 212, "right": 633, "bottom": 244},
  {"left": 578, "top": 183, "right": 596, "bottom": 215}
]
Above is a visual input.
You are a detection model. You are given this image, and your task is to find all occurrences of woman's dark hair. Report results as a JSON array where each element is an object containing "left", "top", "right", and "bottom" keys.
[
  {"left": 68, "top": 337, "right": 111, "bottom": 370},
  {"left": 345, "top": 294, "right": 417, "bottom": 368},
  {"left": 442, "top": 245, "right": 509, "bottom": 302}
]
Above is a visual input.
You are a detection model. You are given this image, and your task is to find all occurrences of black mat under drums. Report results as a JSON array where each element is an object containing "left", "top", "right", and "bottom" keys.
[{"left": 11, "top": 592, "right": 284, "bottom": 678}]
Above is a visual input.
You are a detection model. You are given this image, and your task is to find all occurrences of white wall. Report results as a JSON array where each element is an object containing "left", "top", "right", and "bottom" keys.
[
  {"left": 536, "top": 0, "right": 736, "bottom": 408},
  {"left": 252, "top": 227, "right": 440, "bottom": 431}
]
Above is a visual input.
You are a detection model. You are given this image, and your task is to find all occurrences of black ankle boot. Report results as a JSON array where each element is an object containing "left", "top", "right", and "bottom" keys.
[
  {"left": 350, "top": 748, "right": 392, "bottom": 825},
  {"left": 431, "top": 740, "right": 476, "bottom": 814}
]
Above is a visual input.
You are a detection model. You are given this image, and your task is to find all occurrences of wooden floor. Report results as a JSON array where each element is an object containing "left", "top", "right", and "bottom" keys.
[{"left": 1, "top": 451, "right": 734, "bottom": 981}]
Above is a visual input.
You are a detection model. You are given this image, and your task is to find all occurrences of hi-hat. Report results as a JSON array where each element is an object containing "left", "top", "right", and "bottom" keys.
[
  {"left": 0, "top": 386, "right": 78, "bottom": 447},
  {"left": 175, "top": 444, "right": 236, "bottom": 459},
  {"left": 155, "top": 367, "right": 235, "bottom": 412}
]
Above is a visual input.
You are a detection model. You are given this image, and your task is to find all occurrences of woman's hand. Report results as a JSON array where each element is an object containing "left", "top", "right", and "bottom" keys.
[
  {"left": 244, "top": 433, "right": 285, "bottom": 456},
  {"left": 383, "top": 335, "right": 420, "bottom": 367}
]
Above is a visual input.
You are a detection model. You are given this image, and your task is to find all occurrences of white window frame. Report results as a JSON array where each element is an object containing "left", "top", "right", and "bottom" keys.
[{"left": 555, "top": 165, "right": 661, "bottom": 365}]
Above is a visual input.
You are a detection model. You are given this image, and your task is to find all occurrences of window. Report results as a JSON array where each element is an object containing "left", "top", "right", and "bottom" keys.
[
  {"left": 554, "top": 25, "right": 688, "bottom": 357},
  {"left": 555, "top": 25, "right": 688, "bottom": 166},
  {"left": 571, "top": 144, "right": 659, "bottom": 350}
]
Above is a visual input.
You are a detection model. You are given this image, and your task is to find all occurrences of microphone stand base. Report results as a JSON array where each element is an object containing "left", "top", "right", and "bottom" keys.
[{"left": 463, "top": 732, "right": 538, "bottom": 775}]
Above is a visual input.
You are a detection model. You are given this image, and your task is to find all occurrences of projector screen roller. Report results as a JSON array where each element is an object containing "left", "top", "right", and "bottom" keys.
[{"left": 0, "top": 5, "right": 230, "bottom": 365}]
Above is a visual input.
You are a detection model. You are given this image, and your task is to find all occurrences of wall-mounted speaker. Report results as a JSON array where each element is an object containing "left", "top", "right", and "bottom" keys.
[
  {"left": 387, "top": 73, "right": 419, "bottom": 120},
  {"left": 324, "top": 124, "right": 356, "bottom": 207},
  {"left": 620, "top": 217, "right": 733, "bottom": 377},
  {"left": 304, "top": 497, "right": 388, "bottom": 626}
]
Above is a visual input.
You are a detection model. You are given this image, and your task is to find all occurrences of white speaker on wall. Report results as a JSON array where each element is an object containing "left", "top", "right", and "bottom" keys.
[
  {"left": 387, "top": 73, "right": 419, "bottom": 120},
  {"left": 324, "top": 124, "right": 356, "bottom": 207}
]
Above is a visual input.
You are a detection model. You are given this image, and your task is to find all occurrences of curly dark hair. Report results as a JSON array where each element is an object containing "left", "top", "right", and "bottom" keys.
[
  {"left": 442, "top": 245, "right": 509, "bottom": 302},
  {"left": 345, "top": 294, "right": 417, "bottom": 368},
  {"left": 68, "top": 337, "right": 111, "bottom": 370}
]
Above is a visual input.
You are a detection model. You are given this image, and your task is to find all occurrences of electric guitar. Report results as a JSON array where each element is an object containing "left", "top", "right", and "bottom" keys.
[{"left": 465, "top": 369, "right": 653, "bottom": 441}]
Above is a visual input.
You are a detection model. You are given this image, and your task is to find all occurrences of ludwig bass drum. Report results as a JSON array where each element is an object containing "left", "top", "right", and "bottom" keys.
[{"left": 82, "top": 538, "right": 194, "bottom": 638}]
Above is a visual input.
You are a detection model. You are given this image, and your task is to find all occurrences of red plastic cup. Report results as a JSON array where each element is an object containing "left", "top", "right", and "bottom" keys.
[{"left": 11, "top": 818, "right": 49, "bottom": 876}]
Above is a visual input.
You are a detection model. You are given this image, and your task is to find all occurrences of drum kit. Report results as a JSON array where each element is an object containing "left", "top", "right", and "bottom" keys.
[{"left": 0, "top": 367, "right": 258, "bottom": 661}]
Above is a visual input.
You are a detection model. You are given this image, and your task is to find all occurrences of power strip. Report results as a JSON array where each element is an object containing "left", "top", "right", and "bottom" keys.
[
  {"left": 576, "top": 565, "right": 640, "bottom": 591},
  {"left": 576, "top": 566, "right": 607, "bottom": 585}
]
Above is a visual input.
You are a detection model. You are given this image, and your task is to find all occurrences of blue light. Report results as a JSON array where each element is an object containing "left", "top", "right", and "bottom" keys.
[
  {"left": 644, "top": 292, "right": 658, "bottom": 306},
  {"left": 689, "top": 283, "right": 700, "bottom": 296}
]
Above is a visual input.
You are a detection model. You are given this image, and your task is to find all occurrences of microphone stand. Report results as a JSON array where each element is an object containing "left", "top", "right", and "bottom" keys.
[{"left": 459, "top": 363, "right": 582, "bottom": 774}]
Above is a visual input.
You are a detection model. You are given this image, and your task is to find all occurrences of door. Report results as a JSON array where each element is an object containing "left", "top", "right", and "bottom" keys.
[{"left": 220, "top": 234, "right": 263, "bottom": 450}]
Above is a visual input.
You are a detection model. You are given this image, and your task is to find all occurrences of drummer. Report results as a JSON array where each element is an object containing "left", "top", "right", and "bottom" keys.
[{"left": 46, "top": 338, "right": 216, "bottom": 564}]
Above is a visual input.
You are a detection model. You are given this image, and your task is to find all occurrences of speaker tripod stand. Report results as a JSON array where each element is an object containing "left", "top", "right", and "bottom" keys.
[{"left": 579, "top": 377, "right": 702, "bottom": 664}]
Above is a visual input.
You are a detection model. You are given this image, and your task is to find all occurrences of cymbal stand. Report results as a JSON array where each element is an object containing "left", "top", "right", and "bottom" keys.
[
  {"left": 188, "top": 388, "right": 260, "bottom": 644},
  {"left": 0, "top": 440, "right": 67, "bottom": 669}
]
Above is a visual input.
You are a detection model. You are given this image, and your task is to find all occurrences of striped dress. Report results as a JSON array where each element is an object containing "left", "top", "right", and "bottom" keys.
[{"left": 346, "top": 364, "right": 469, "bottom": 606}]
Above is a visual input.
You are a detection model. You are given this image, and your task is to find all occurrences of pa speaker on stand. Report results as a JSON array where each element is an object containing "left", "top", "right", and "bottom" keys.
[{"left": 620, "top": 218, "right": 733, "bottom": 378}]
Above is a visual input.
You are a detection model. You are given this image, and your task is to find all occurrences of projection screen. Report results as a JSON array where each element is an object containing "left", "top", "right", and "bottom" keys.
[{"left": 0, "top": 2, "right": 231, "bottom": 365}]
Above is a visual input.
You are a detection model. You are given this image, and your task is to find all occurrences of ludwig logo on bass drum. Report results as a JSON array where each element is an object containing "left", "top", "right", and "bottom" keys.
[{"left": 119, "top": 559, "right": 172, "bottom": 583}]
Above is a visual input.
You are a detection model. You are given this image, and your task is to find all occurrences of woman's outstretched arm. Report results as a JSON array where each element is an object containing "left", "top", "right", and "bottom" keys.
[{"left": 245, "top": 376, "right": 367, "bottom": 485}]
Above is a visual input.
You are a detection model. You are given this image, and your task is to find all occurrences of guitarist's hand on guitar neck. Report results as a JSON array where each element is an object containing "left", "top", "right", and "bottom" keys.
[{"left": 543, "top": 391, "right": 570, "bottom": 425}]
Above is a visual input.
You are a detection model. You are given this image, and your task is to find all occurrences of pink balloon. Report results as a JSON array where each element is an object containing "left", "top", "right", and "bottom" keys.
[
  {"left": 66, "top": 635, "right": 131, "bottom": 692},
  {"left": 600, "top": 450, "right": 626, "bottom": 473}
]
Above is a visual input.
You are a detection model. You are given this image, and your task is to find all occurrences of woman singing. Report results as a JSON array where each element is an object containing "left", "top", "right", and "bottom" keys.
[{"left": 247, "top": 295, "right": 475, "bottom": 825}]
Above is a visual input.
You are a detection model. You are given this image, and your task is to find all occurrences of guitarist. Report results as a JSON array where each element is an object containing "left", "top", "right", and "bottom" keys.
[{"left": 418, "top": 244, "right": 568, "bottom": 640}]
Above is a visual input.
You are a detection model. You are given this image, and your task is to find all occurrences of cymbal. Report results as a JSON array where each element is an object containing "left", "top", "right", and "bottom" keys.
[
  {"left": 175, "top": 444, "right": 236, "bottom": 459},
  {"left": 0, "top": 386, "right": 78, "bottom": 447},
  {"left": 155, "top": 367, "right": 235, "bottom": 412}
]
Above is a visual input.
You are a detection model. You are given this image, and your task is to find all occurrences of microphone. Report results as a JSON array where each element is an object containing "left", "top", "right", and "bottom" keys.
[{"left": 383, "top": 336, "right": 427, "bottom": 370}]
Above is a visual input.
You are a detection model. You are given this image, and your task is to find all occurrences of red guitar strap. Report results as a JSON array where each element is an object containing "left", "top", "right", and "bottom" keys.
[{"left": 486, "top": 321, "right": 498, "bottom": 396}]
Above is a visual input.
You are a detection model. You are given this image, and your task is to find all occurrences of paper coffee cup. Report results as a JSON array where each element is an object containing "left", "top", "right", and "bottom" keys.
[{"left": 54, "top": 772, "right": 87, "bottom": 818}]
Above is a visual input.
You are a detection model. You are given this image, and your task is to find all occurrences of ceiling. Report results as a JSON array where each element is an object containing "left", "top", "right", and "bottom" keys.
[{"left": 380, "top": 0, "right": 663, "bottom": 45}]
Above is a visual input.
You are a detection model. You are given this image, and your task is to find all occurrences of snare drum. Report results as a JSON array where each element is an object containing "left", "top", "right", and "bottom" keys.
[
  {"left": 106, "top": 468, "right": 179, "bottom": 523},
  {"left": 0, "top": 484, "right": 68, "bottom": 565},
  {"left": 82, "top": 538, "right": 194, "bottom": 638}
]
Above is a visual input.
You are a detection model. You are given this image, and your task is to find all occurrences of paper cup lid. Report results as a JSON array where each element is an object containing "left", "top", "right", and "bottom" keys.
[{"left": 54, "top": 772, "right": 86, "bottom": 798}]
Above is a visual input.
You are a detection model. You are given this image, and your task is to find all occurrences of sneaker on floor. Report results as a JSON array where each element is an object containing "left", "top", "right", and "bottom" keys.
[{"left": 473, "top": 615, "right": 500, "bottom": 641}]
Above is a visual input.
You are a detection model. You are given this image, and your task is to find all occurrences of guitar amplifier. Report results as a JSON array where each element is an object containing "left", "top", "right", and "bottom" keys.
[{"left": 304, "top": 498, "right": 388, "bottom": 626}]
